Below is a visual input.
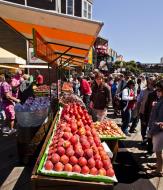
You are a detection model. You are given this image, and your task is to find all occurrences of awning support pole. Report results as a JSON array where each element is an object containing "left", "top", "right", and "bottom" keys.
[{"left": 48, "top": 62, "right": 51, "bottom": 101}]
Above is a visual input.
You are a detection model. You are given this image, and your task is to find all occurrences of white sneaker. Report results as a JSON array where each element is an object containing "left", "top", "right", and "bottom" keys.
[{"left": 7, "top": 129, "right": 17, "bottom": 135}]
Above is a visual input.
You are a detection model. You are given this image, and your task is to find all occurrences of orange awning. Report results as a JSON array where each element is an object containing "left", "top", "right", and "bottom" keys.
[{"left": 0, "top": 1, "right": 103, "bottom": 66}]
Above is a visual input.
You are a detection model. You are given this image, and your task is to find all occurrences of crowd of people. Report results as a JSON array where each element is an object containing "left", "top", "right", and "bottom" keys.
[
  {"left": 0, "top": 69, "right": 44, "bottom": 135},
  {"left": 71, "top": 70, "right": 163, "bottom": 177}
]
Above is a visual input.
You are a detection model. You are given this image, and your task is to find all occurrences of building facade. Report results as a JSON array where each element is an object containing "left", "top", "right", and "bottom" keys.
[
  {"left": 3, "top": 0, "right": 93, "bottom": 19},
  {"left": 160, "top": 57, "right": 163, "bottom": 64}
]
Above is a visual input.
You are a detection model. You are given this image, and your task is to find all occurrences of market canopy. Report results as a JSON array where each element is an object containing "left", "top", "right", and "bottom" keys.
[{"left": 0, "top": 1, "right": 103, "bottom": 66}]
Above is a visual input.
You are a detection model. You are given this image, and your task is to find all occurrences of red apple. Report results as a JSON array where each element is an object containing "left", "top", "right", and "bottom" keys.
[
  {"left": 98, "top": 168, "right": 106, "bottom": 176},
  {"left": 94, "top": 137, "right": 101, "bottom": 147},
  {"left": 87, "top": 119, "right": 92, "bottom": 126},
  {"left": 103, "top": 160, "right": 112, "bottom": 170},
  {"left": 63, "top": 126, "right": 71, "bottom": 132},
  {"left": 71, "top": 123, "right": 78, "bottom": 133},
  {"left": 60, "top": 155, "right": 69, "bottom": 165},
  {"left": 80, "top": 135, "right": 87, "bottom": 143},
  {"left": 66, "top": 147, "right": 75, "bottom": 157},
  {"left": 54, "top": 162, "right": 64, "bottom": 172},
  {"left": 51, "top": 153, "right": 60, "bottom": 164},
  {"left": 63, "top": 141, "right": 71, "bottom": 148},
  {"left": 64, "top": 115, "right": 71, "bottom": 122},
  {"left": 64, "top": 163, "right": 73, "bottom": 172},
  {"left": 106, "top": 168, "right": 115, "bottom": 177},
  {"left": 75, "top": 148, "right": 84, "bottom": 158},
  {"left": 82, "top": 141, "right": 90, "bottom": 149},
  {"left": 90, "top": 167, "right": 98, "bottom": 175},
  {"left": 91, "top": 128, "right": 97, "bottom": 136},
  {"left": 85, "top": 125, "right": 91, "bottom": 130},
  {"left": 70, "top": 156, "right": 78, "bottom": 165},
  {"left": 88, "top": 158, "right": 95, "bottom": 168},
  {"left": 74, "top": 143, "right": 82, "bottom": 150},
  {"left": 45, "top": 160, "right": 53, "bottom": 170},
  {"left": 78, "top": 157, "right": 87, "bottom": 167},
  {"left": 63, "top": 132, "right": 72, "bottom": 140},
  {"left": 47, "top": 155, "right": 52, "bottom": 160},
  {"left": 81, "top": 166, "right": 90, "bottom": 175},
  {"left": 57, "top": 147, "right": 65, "bottom": 156},
  {"left": 85, "top": 149, "right": 93, "bottom": 158},
  {"left": 95, "top": 160, "right": 103, "bottom": 169},
  {"left": 72, "top": 164, "right": 81, "bottom": 173},
  {"left": 88, "top": 138, "right": 94, "bottom": 146},
  {"left": 86, "top": 130, "right": 92, "bottom": 136},
  {"left": 78, "top": 127, "right": 86, "bottom": 135},
  {"left": 94, "top": 154, "right": 101, "bottom": 160},
  {"left": 70, "top": 135, "right": 78, "bottom": 145},
  {"left": 83, "top": 119, "right": 87, "bottom": 125}
]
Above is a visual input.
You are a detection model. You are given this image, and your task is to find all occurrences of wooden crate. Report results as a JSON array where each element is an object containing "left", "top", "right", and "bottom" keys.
[
  {"left": 102, "top": 140, "right": 119, "bottom": 163},
  {"left": 31, "top": 113, "right": 114, "bottom": 190}
]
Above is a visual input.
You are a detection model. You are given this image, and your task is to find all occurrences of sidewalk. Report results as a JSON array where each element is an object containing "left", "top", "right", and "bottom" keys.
[
  {"left": 0, "top": 108, "right": 162, "bottom": 190},
  {"left": 107, "top": 107, "right": 163, "bottom": 190}
]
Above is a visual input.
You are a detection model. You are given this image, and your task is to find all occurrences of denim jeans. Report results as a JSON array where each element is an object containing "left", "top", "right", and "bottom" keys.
[
  {"left": 140, "top": 113, "right": 147, "bottom": 140},
  {"left": 121, "top": 108, "right": 132, "bottom": 133},
  {"left": 83, "top": 95, "right": 90, "bottom": 109}
]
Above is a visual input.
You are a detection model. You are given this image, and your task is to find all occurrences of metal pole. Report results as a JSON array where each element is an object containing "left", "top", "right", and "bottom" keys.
[
  {"left": 26, "top": 40, "right": 29, "bottom": 74},
  {"left": 48, "top": 62, "right": 52, "bottom": 101}
]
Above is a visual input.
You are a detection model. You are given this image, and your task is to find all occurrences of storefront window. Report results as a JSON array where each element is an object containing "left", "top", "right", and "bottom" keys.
[
  {"left": 88, "top": 3, "right": 92, "bottom": 19},
  {"left": 27, "top": 0, "right": 56, "bottom": 11},
  {"left": 67, "top": 0, "right": 74, "bottom": 15},
  {"left": 82, "top": 0, "right": 92, "bottom": 19},
  {"left": 2, "top": 0, "right": 25, "bottom": 5}
]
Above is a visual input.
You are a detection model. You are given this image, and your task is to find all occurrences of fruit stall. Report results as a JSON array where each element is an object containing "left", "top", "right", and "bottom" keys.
[
  {"left": 31, "top": 103, "right": 117, "bottom": 190},
  {"left": 94, "top": 120, "right": 126, "bottom": 161},
  {"left": 33, "top": 85, "right": 50, "bottom": 97}
]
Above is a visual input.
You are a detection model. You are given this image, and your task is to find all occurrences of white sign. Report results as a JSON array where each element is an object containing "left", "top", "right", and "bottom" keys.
[{"left": 28, "top": 48, "right": 46, "bottom": 64}]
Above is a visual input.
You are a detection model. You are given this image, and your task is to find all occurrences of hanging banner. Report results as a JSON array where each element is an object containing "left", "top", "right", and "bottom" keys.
[{"left": 33, "top": 29, "right": 56, "bottom": 63}]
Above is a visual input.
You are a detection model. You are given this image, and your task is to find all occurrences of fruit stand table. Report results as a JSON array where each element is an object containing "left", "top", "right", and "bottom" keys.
[
  {"left": 31, "top": 113, "right": 114, "bottom": 190},
  {"left": 101, "top": 137, "right": 125, "bottom": 162}
]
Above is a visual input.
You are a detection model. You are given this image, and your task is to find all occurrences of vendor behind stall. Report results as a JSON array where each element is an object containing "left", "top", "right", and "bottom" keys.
[
  {"left": 19, "top": 74, "right": 34, "bottom": 104},
  {"left": 36, "top": 69, "right": 44, "bottom": 86}
]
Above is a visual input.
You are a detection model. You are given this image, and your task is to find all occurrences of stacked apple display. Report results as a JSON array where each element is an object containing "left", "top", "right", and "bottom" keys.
[
  {"left": 43, "top": 103, "right": 115, "bottom": 180},
  {"left": 62, "top": 82, "right": 73, "bottom": 92},
  {"left": 94, "top": 120, "right": 125, "bottom": 139},
  {"left": 34, "top": 85, "right": 50, "bottom": 92}
]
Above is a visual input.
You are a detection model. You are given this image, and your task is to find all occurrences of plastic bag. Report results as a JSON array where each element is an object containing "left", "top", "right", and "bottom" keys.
[{"left": 16, "top": 107, "right": 49, "bottom": 127}]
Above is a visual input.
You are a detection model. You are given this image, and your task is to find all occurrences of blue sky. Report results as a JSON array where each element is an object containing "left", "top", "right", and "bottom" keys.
[{"left": 93, "top": 0, "right": 163, "bottom": 63}]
